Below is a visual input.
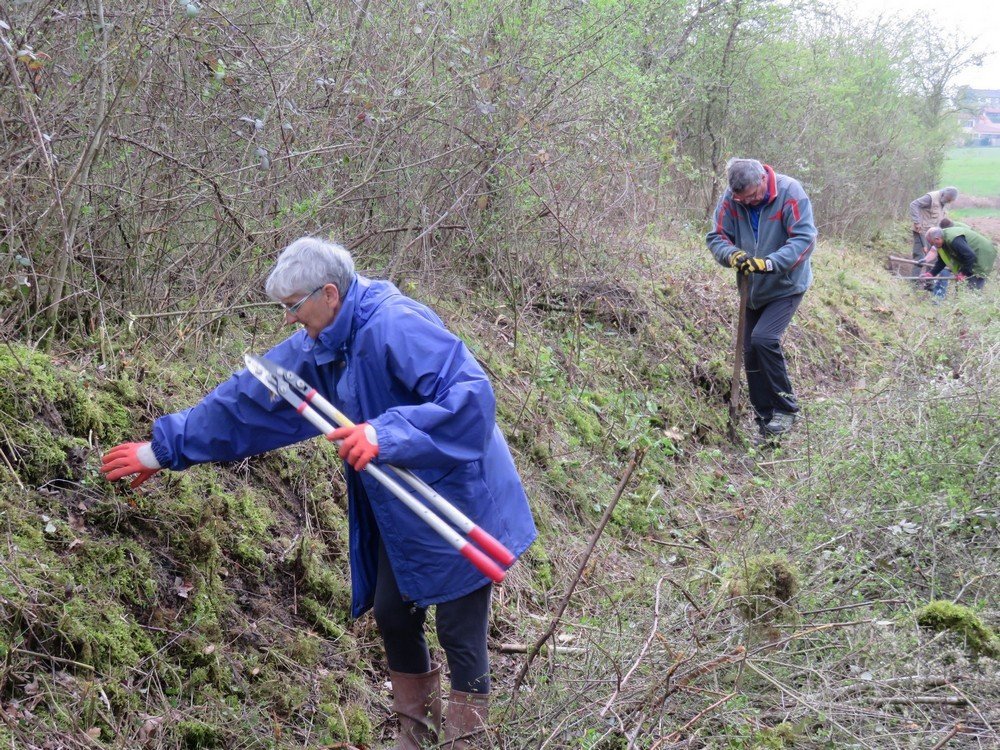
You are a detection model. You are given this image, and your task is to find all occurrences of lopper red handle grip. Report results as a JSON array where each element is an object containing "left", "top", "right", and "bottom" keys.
[
  {"left": 460, "top": 543, "right": 506, "bottom": 583},
  {"left": 468, "top": 527, "right": 516, "bottom": 567}
]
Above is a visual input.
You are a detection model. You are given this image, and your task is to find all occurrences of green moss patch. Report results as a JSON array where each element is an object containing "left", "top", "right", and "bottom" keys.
[
  {"left": 0, "top": 344, "right": 133, "bottom": 483},
  {"left": 727, "top": 553, "right": 800, "bottom": 622},
  {"left": 915, "top": 601, "right": 1000, "bottom": 658}
]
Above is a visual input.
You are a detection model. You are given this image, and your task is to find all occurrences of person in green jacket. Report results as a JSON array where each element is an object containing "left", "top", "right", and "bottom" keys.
[
  {"left": 921, "top": 218, "right": 968, "bottom": 298},
  {"left": 923, "top": 226, "right": 996, "bottom": 290}
]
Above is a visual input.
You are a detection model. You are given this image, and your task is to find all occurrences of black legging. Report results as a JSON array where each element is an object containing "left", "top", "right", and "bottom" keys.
[{"left": 373, "top": 541, "right": 492, "bottom": 693}]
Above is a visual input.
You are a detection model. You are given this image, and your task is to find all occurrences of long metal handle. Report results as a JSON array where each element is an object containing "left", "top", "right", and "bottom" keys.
[
  {"left": 279, "top": 382, "right": 506, "bottom": 583},
  {"left": 727, "top": 274, "right": 749, "bottom": 444},
  {"left": 894, "top": 275, "right": 969, "bottom": 281},
  {"left": 297, "top": 386, "right": 516, "bottom": 567}
]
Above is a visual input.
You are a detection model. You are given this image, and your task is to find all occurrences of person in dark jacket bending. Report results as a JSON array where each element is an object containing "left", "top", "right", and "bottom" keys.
[
  {"left": 923, "top": 226, "right": 995, "bottom": 290},
  {"left": 100, "top": 237, "right": 537, "bottom": 749},
  {"left": 706, "top": 158, "right": 818, "bottom": 440}
]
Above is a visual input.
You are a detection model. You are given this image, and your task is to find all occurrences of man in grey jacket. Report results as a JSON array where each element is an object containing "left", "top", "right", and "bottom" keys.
[
  {"left": 707, "top": 158, "right": 817, "bottom": 440},
  {"left": 909, "top": 187, "right": 958, "bottom": 260}
]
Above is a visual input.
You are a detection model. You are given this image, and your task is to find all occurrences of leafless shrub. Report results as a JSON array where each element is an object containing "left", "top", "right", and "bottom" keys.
[{"left": 2, "top": 1, "right": 962, "bottom": 351}]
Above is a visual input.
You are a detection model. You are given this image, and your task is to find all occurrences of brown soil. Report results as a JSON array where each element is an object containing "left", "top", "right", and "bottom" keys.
[
  {"left": 950, "top": 194, "right": 1000, "bottom": 242},
  {"left": 967, "top": 216, "right": 1000, "bottom": 242},
  {"left": 953, "top": 194, "right": 1000, "bottom": 209}
]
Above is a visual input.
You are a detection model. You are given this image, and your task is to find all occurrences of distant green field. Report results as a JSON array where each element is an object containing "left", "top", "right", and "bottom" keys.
[{"left": 941, "top": 148, "right": 1000, "bottom": 197}]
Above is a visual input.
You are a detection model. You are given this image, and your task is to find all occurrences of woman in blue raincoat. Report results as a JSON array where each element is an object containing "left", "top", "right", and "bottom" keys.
[{"left": 101, "top": 237, "right": 537, "bottom": 749}]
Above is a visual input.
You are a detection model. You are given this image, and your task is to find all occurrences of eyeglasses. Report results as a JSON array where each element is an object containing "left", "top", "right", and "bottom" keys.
[
  {"left": 732, "top": 179, "right": 766, "bottom": 206},
  {"left": 281, "top": 286, "right": 324, "bottom": 316}
]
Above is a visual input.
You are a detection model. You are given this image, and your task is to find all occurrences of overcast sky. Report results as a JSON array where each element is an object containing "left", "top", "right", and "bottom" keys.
[{"left": 830, "top": 0, "right": 1000, "bottom": 89}]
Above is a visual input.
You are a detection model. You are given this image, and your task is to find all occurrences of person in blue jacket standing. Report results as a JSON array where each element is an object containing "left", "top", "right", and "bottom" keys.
[
  {"left": 706, "top": 158, "right": 817, "bottom": 441},
  {"left": 101, "top": 237, "right": 537, "bottom": 749}
]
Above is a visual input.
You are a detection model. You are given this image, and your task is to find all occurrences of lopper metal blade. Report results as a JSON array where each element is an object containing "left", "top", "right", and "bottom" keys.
[{"left": 244, "top": 353, "right": 283, "bottom": 400}]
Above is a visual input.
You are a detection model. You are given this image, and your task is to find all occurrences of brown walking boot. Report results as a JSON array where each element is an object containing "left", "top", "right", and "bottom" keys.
[
  {"left": 443, "top": 690, "right": 489, "bottom": 749},
  {"left": 388, "top": 663, "right": 442, "bottom": 749}
]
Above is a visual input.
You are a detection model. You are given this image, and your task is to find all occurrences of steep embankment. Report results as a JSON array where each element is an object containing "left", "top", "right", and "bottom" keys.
[{"left": 1, "top": 237, "right": 997, "bottom": 749}]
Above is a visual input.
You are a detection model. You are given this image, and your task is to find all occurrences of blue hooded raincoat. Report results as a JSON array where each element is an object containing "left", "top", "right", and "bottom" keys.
[{"left": 150, "top": 276, "right": 537, "bottom": 618}]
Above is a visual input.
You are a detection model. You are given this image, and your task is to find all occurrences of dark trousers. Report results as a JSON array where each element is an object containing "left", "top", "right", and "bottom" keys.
[
  {"left": 967, "top": 276, "right": 986, "bottom": 291},
  {"left": 373, "top": 541, "right": 492, "bottom": 693},
  {"left": 912, "top": 231, "right": 927, "bottom": 260},
  {"left": 744, "top": 294, "right": 803, "bottom": 424}
]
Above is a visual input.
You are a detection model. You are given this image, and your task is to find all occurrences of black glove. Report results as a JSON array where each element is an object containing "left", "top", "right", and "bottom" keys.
[
  {"left": 737, "top": 256, "right": 774, "bottom": 275},
  {"left": 729, "top": 250, "right": 748, "bottom": 268}
]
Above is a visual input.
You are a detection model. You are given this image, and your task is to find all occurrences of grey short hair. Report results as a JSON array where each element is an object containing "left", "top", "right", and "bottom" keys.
[
  {"left": 725, "top": 158, "right": 766, "bottom": 193},
  {"left": 265, "top": 237, "right": 356, "bottom": 300},
  {"left": 941, "top": 187, "right": 958, "bottom": 201},
  {"left": 925, "top": 227, "right": 944, "bottom": 244}
]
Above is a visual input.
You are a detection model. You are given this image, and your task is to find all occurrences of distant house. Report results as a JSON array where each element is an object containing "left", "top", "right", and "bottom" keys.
[
  {"left": 966, "top": 109, "right": 1000, "bottom": 146},
  {"left": 956, "top": 88, "right": 1000, "bottom": 146}
]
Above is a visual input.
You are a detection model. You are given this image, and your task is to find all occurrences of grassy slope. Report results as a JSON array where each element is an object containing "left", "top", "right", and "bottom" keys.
[{"left": 0, "top": 237, "right": 997, "bottom": 749}]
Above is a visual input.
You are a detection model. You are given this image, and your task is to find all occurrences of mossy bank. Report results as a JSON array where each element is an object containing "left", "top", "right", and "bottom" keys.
[{"left": 1, "top": 238, "right": 998, "bottom": 748}]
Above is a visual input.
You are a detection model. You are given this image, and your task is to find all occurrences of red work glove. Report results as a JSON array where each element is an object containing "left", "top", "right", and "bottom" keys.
[
  {"left": 955, "top": 272, "right": 967, "bottom": 281},
  {"left": 919, "top": 271, "right": 933, "bottom": 279},
  {"left": 330, "top": 423, "right": 379, "bottom": 471},
  {"left": 100, "top": 442, "right": 162, "bottom": 489}
]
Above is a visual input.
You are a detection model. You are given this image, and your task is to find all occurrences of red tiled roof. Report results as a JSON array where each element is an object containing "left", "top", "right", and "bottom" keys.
[{"left": 972, "top": 113, "right": 1000, "bottom": 135}]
